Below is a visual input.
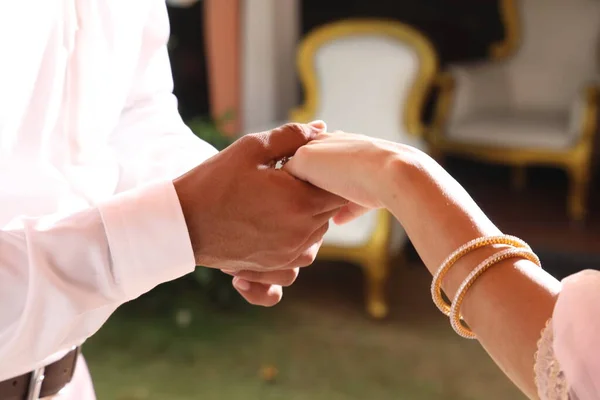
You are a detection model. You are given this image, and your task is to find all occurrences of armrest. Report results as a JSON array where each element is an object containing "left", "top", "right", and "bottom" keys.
[
  {"left": 427, "top": 62, "right": 512, "bottom": 143},
  {"left": 449, "top": 63, "right": 512, "bottom": 122},
  {"left": 569, "top": 83, "right": 600, "bottom": 148},
  {"left": 426, "top": 72, "right": 455, "bottom": 143},
  {"left": 427, "top": 62, "right": 508, "bottom": 141}
]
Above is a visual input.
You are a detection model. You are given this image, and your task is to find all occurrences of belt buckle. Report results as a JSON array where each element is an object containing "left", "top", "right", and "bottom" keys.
[{"left": 25, "top": 366, "right": 45, "bottom": 400}]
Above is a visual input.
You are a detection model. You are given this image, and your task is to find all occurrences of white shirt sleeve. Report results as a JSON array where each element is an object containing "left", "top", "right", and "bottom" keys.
[
  {"left": 107, "top": 0, "right": 218, "bottom": 192},
  {"left": 0, "top": 0, "right": 214, "bottom": 379},
  {"left": 0, "top": 180, "right": 195, "bottom": 380}
]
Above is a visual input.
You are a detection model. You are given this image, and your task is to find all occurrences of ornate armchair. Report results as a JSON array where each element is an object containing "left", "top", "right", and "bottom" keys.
[
  {"left": 291, "top": 20, "right": 438, "bottom": 318},
  {"left": 429, "top": 0, "right": 600, "bottom": 222}
]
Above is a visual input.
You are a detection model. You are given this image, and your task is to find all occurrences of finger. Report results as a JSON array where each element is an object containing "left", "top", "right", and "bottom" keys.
[
  {"left": 332, "top": 202, "right": 372, "bottom": 225},
  {"left": 256, "top": 121, "right": 326, "bottom": 163},
  {"left": 285, "top": 222, "right": 329, "bottom": 268},
  {"left": 293, "top": 179, "right": 349, "bottom": 216},
  {"left": 232, "top": 278, "right": 283, "bottom": 307},
  {"left": 223, "top": 220, "right": 329, "bottom": 272},
  {"left": 282, "top": 146, "right": 331, "bottom": 185},
  {"left": 285, "top": 239, "right": 323, "bottom": 269},
  {"left": 313, "top": 205, "right": 345, "bottom": 223},
  {"left": 308, "top": 120, "right": 327, "bottom": 131},
  {"left": 262, "top": 167, "right": 347, "bottom": 216},
  {"left": 222, "top": 268, "right": 300, "bottom": 287},
  {"left": 282, "top": 148, "right": 309, "bottom": 181},
  {"left": 282, "top": 130, "right": 357, "bottom": 174}
]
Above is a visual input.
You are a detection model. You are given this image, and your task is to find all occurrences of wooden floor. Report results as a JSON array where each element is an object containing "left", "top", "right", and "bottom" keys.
[
  {"left": 446, "top": 158, "right": 600, "bottom": 255},
  {"left": 386, "top": 158, "right": 600, "bottom": 280}
]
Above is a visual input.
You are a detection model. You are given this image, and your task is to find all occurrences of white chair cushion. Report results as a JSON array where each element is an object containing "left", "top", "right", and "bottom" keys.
[
  {"left": 448, "top": 111, "right": 572, "bottom": 150},
  {"left": 507, "top": 0, "right": 600, "bottom": 111},
  {"left": 324, "top": 211, "right": 378, "bottom": 248},
  {"left": 323, "top": 210, "right": 407, "bottom": 253},
  {"left": 446, "top": 0, "right": 600, "bottom": 147},
  {"left": 313, "top": 35, "right": 423, "bottom": 144},
  {"left": 310, "top": 34, "right": 426, "bottom": 252}
]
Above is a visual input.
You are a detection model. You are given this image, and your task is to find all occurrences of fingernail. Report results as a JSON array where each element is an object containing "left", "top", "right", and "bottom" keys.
[
  {"left": 233, "top": 277, "right": 251, "bottom": 291},
  {"left": 308, "top": 120, "right": 327, "bottom": 132},
  {"left": 222, "top": 269, "right": 236, "bottom": 274}
]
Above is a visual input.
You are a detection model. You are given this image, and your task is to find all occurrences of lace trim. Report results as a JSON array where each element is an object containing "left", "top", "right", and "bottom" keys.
[{"left": 534, "top": 318, "right": 570, "bottom": 400}]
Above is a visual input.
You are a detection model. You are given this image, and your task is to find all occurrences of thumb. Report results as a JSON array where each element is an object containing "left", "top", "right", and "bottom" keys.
[
  {"left": 308, "top": 120, "right": 327, "bottom": 131},
  {"left": 260, "top": 121, "right": 326, "bottom": 162},
  {"left": 332, "top": 203, "right": 371, "bottom": 225}
]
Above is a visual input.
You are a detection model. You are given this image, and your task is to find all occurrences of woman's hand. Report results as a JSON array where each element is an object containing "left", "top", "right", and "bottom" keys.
[
  {"left": 284, "top": 131, "right": 407, "bottom": 224},
  {"left": 289, "top": 130, "right": 563, "bottom": 398}
]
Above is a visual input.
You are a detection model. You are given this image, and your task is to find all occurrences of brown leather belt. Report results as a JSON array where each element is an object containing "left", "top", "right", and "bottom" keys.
[{"left": 0, "top": 347, "right": 80, "bottom": 400}]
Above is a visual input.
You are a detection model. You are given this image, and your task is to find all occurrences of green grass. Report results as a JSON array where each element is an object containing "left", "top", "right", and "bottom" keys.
[{"left": 84, "top": 267, "right": 524, "bottom": 400}]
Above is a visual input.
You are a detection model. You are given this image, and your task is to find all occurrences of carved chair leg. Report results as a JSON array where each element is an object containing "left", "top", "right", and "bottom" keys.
[
  {"left": 567, "top": 163, "right": 590, "bottom": 223},
  {"left": 511, "top": 165, "right": 527, "bottom": 191},
  {"left": 362, "top": 255, "right": 390, "bottom": 319}
]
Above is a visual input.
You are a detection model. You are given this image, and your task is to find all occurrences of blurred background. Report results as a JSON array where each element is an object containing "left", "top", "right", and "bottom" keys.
[{"left": 84, "top": 0, "right": 600, "bottom": 398}]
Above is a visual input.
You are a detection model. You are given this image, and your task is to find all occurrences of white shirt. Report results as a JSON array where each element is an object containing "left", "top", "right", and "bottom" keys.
[{"left": 0, "top": 0, "right": 217, "bottom": 381}]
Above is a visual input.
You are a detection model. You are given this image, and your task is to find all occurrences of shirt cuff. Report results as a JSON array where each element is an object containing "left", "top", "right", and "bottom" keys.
[{"left": 97, "top": 179, "right": 196, "bottom": 300}]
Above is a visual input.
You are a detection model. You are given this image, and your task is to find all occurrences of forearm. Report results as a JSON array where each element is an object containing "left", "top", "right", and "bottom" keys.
[
  {"left": 0, "top": 180, "right": 194, "bottom": 379},
  {"left": 384, "top": 149, "right": 560, "bottom": 398}
]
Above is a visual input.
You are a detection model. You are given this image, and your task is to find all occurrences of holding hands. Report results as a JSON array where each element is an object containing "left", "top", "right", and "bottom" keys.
[
  {"left": 180, "top": 125, "right": 572, "bottom": 400},
  {"left": 176, "top": 123, "right": 421, "bottom": 308},
  {"left": 284, "top": 131, "right": 407, "bottom": 224},
  {"left": 174, "top": 122, "right": 348, "bottom": 306}
]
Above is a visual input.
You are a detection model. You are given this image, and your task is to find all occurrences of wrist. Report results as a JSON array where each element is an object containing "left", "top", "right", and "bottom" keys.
[
  {"left": 378, "top": 146, "right": 422, "bottom": 212},
  {"left": 172, "top": 174, "right": 205, "bottom": 265},
  {"left": 99, "top": 180, "right": 197, "bottom": 299}
]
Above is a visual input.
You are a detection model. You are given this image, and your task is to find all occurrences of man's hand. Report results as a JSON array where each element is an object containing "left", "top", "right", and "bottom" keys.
[
  {"left": 284, "top": 131, "right": 402, "bottom": 224},
  {"left": 221, "top": 267, "right": 300, "bottom": 307},
  {"left": 173, "top": 122, "right": 347, "bottom": 306}
]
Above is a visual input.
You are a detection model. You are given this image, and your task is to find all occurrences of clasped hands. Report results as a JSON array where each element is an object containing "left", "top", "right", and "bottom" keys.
[{"left": 174, "top": 121, "right": 409, "bottom": 306}]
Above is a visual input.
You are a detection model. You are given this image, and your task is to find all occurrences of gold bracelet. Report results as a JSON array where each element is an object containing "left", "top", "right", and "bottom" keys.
[
  {"left": 449, "top": 247, "right": 542, "bottom": 339},
  {"left": 431, "top": 235, "right": 530, "bottom": 316}
]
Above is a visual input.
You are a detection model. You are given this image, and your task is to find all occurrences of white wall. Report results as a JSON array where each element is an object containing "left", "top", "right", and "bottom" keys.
[{"left": 241, "top": 0, "right": 300, "bottom": 133}]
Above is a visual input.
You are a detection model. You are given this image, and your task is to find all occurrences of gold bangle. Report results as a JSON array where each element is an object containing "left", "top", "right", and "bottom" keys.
[
  {"left": 449, "top": 248, "right": 542, "bottom": 339},
  {"left": 431, "top": 235, "right": 530, "bottom": 316}
]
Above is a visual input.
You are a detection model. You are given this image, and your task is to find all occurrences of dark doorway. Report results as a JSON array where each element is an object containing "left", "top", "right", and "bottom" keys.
[
  {"left": 300, "top": 0, "right": 506, "bottom": 66},
  {"left": 167, "top": 3, "right": 211, "bottom": 120}
]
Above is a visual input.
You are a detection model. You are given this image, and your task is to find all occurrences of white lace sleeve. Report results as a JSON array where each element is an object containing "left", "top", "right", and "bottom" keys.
[{"left": 534, "top": 319, "right": 571, "bottom": 400}]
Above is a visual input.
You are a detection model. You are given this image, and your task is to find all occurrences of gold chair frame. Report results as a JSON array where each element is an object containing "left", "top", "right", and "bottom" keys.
[
  {"left": 490, "top": 0, "right": 520, "bottom": 60},
  {"left": 428, "top": 0, "right": 599, "bottom": 222},
  {"left": 290, "top": 19, "right": 439, "bottom": 318}
]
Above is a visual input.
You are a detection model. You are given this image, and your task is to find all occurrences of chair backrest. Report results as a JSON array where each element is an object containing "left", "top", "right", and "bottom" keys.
[
  {"left": 292, "top": 20, "right": 437, "bottom": 144},
  {"left": 505, "top": 0, "right": 600, "bottom": 112}
]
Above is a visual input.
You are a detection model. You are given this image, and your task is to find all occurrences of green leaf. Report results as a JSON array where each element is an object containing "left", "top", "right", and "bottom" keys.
[{"left": 184, "top": 113, "right": 234, "bottom": 151}]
